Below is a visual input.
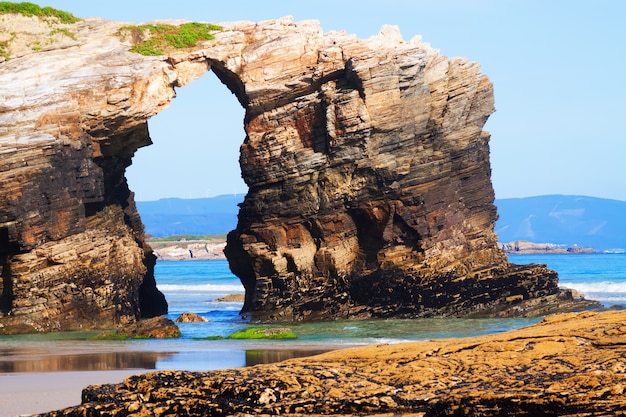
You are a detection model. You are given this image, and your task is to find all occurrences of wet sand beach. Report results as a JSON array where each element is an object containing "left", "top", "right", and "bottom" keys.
[
  {"left": 0, "top": 342, "right": 329, "bottom": 417},
  {"left": 0, "top": 370, "right": 144, "bottom": 417}
]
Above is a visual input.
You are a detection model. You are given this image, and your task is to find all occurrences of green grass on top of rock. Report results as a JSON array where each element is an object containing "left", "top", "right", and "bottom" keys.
[
  {"left": 48, "top": 27, "right": 75, "bottom": 40},
  {"left": 119, "top": 22, "right": 223, "bottom": 56},
  {"left": 0, "top": 2, "right": 79, "bottom": 61},
  {"left": 0, "top": 2, "right": 79, "bottom": 23}
]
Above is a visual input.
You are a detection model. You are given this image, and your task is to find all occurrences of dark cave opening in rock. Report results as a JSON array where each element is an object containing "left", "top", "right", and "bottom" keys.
[{"left": 0, "top": 227, "right": 18, "bottom": 314}]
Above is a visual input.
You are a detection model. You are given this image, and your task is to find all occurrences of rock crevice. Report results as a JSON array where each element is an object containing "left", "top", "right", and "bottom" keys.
[{"left": 0, "top": 14, "right": 579, "bottom": 331}]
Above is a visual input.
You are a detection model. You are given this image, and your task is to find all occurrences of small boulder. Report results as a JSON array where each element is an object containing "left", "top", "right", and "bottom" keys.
[
  {"left": 117, "top": 316, "right": 181, "bottom": 339},
  {"left": 214, "top": 294, "right": 245, "bottom": 302},
  {"left": 0, "top": 322, "right": 38, "bottom": 335},
  {"left": 175, "top": 312, "right": 209, "bottom": 323}
]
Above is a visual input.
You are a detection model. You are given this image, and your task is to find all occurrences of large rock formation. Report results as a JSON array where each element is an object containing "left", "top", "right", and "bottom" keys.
[
  {"left": 38, "top": 309, "right": 626, "bottom": 416},
  {"left": 0, "top": 11, "right": 579, "bottom": 331},
  {"left": 0, "top": 14, "right": 173, "bottom": 332}
]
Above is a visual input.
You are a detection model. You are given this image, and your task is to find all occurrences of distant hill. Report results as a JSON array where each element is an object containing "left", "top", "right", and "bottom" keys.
[
  {"left": 137, "top": 194, "right": 626, "bottom": 251},
  {"left": 495, "top": 195, "right": 626, "bottom": 251},
  {"left": 136, "top": 194, "right": 243, "bottom": 237}
]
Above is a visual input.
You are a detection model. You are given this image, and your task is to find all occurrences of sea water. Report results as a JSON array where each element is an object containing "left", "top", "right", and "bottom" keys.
[
  {"left": 157, "top": 254, "right": 626, "bottom": 344},
  {"left": 156, "top": 259, "right": 545, "bottom": 345},
  {"left": 508, "top": 253, "right": 626, "bottom": 306}
]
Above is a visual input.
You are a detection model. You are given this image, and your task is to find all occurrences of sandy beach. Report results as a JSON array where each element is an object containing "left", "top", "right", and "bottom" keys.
[
  {"left": 0, "top": 370, "right": 143, "bottom": 417},
  {"left": 0, "top": 340, "right": 330, "bottom": 417}
]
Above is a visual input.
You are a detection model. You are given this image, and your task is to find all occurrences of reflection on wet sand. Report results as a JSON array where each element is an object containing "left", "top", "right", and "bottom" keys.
[
  {"left": 0, "top": 347, "right": 330, "bottom": 373},
  {"left": 245, "top": 349, "right": 328, "bottom": 366},
  {"left": 0, "top": 351, "right": 171, "bottom": 373}
]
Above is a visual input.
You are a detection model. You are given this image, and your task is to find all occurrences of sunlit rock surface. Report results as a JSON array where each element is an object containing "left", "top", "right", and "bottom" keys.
[{"left": 0, "top": 13, "right": 585, "bottom": 331}]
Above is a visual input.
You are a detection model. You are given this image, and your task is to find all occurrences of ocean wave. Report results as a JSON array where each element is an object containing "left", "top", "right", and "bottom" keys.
[
  {"left": 157, "top": 283, "right": 244, "bottom": 292},
  {"left": 562, "top": 281, "right": 626, "bottom": 294},
  {"left": 370, "top": 337, "right": 420, "bottom": 345}
]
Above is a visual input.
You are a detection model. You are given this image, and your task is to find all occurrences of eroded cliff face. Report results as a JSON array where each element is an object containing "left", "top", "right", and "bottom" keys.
[
  {"left": 0, "top": 13, "right": 565, "bottom": 331},
  {"left": 219, "top": 22, "right": 563, "bottom": 320},
  {"left": 0, "top": 15, "right": 174, "bottom": 332}
]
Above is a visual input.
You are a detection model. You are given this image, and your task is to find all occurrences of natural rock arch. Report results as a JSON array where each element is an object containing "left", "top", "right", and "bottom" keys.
[{"left": 0, "top": 15, "right": 574, "bottom": 332}]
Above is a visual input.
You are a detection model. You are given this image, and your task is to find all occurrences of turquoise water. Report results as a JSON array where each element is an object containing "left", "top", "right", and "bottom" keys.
[
  {"left": 155, "top": 254, "right": 626, "bottom": 347},
  {"left": 157, "top": 254, "right": 626, "bottom": 344}
]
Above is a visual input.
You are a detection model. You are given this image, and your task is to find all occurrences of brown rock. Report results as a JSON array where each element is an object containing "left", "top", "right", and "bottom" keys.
[
  {"left": 175, "top": 312, "right": 209, "bottom": 322},
  {"left": 117, "top": 316, "right": 181, "bottom": 339},
  {"left": 219, "top": 22, "right": 565, "bottom": 320},
  {"left": 215, "top": 293, "right": 245, "bottom": 303},
  {"left": 37, "top": 310, "right": 626, "bottom": 416},
  {"left": 501, "top": 240, "right": 596, "bottom": 254},
  {"left": 151, "top": 240, "right": 226, "bottom": 260},
  {"left": 0, "top": 12, "right": 588, "bottom": 332},
  {"left": 0, "top": 15, "right": 172, "bottom": 332}
]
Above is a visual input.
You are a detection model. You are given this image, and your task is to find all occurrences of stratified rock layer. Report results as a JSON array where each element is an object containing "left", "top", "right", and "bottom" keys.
[
  {"left": 220, "top": 22, "right": 560, "bottom": 320},
  {"left": 37, "top": 310, "right": 626, "bottom": 416},
  {"left": 0, "top": 15, "right": 173, "bottom": 332},
  {"left": 1, "top": 13, "right": 572, "bottom": 331}
]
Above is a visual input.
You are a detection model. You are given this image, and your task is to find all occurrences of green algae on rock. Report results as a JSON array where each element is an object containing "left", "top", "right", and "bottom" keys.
[
  {"left": 228, "top": 327, "right": 297, "bottom": 339},
  {"left": 192, "top": 327, "right": 297, "bottom": 340}
]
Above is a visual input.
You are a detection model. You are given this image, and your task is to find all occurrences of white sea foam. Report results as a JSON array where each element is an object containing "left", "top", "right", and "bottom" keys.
[
  {"left": 158, "top": 283, "right": 244, "bottom": 292},
  {"left": 562, "top": 281, "right": 626, "bottom": 294},
  {"left": 371, "top": 338, "right": 418, "bottom": 345},
  {"left": 561, "top": 281, "right": 626, "bottom": 304}
]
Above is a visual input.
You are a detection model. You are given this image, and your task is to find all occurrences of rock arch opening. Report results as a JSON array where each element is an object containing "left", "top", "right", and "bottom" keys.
[
  {"left": 125, "top": 67, "right": 249, "bottom": 316},
  {"left": 127, "top": 71, "right": 246, "bottom": 202}
]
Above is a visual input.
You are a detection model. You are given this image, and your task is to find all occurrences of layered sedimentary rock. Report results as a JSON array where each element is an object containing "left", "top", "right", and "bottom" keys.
[
  {"left": 39, "top": 309, "right": 626, "bottom": 416},
  {"left": 0, "top": 12, "right": 578, "bottom": 331},
  {"left": 0, "top": 15, "right": 172, "bottom": 332},
  {"left": 220, "top": 23, "right": 564, "bottom": 320}
]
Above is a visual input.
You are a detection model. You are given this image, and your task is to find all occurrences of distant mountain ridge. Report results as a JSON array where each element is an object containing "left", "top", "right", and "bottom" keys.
[
  {"left": 495, "top": 195, "right": 626, "bottom": 251},
  {"left": 137, "top": 194, "right": 626, "bottom": 251},
  {"left": 136, "top": 194, "right": 244, "bottom": 237}
]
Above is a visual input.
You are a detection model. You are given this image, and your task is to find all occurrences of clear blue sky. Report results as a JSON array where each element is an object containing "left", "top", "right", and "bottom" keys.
[{"left": 42, "top": 1, "right": 626, "bottom": 202}]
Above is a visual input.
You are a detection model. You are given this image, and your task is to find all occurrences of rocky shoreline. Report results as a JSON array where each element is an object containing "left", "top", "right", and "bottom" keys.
[
  {"left": 151, "top": 238, "right": 601, "bottom": 260},
  {"left": 150, "top": 238, "right": 601, "bottom": 260},
  {"left": 38, "top": 309, "right": 626, "bottom": 416},
  {"left": 149, "top": 239, "right": 227, "bottom": 261},
  {"left": 500, "top": 240, "right": 596, "bottom": 254},
  {"left": 149, "top": 240, "right": 599, "bottom": 261}
]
